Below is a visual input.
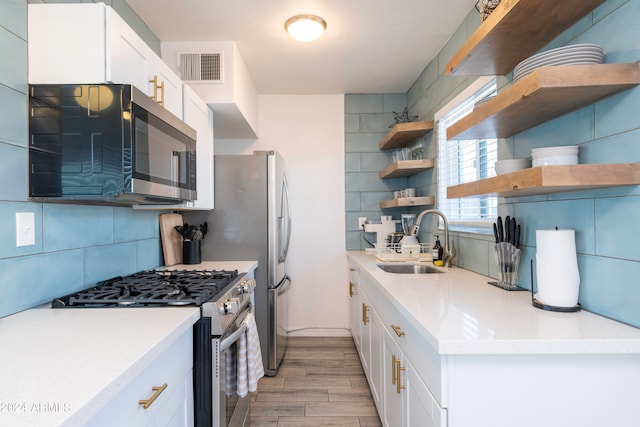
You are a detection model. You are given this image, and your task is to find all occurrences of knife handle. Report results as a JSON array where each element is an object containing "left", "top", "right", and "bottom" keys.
[
  {"left": 496, "top": 216, "right": 504, "bottom": 243},
  {"left": 493, "top": 223, "right": 499, "bottom": 244},
  {"left": 504, "top": 216, "right": 511, "bottom": 244}
]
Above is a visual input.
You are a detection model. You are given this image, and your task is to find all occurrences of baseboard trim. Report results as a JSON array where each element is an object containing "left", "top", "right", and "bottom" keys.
[{"left": 286, "top": 327, "right": 351, "bottom": 337}]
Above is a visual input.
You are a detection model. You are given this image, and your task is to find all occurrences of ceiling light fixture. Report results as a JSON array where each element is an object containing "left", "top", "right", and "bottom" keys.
[{"left": 284, "top": 14, "right": 327, "bottom": 42}]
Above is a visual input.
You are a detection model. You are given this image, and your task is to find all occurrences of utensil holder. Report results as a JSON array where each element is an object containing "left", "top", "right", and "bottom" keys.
[
  {"left": 183, "top": 240, "right": 201, "bottom": 265},
  {"left": 494, "top": 242, "right": 521, "bottom": 290}
]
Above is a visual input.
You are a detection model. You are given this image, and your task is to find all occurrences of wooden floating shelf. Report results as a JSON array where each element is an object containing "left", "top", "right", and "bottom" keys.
[
  {"left": 379, "top": 159, "right": 434, "bottom": 179},
  {"left": 380, "top": 196, "right": 435, "bottom": 209},
  {"left": 447, "top": 163, "right": 640, "bottom": 199},
  {"left": 446, "top": 0, "right": 607, "bottom": 76},
  {"left": 379, "top": 121, "right": 434, "bottom": 150},
  {"left": 447, "top": 63, "right": 640, "bottom": 140}
]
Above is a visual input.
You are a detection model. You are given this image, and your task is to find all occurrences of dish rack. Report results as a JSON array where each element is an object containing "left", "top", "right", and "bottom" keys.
[{"left": 373, "top": 243, "right": 433, "bottom": 262}]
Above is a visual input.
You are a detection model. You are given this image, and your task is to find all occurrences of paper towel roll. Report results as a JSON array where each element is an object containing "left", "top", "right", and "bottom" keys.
[{"left": 535, "top": 229, "right": 580, "bottom": 307}]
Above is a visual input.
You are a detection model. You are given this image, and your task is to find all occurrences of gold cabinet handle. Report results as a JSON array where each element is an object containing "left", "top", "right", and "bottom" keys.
[
  {"left": 149, "top": 75, "right": 165, "bottom": 106},
  {"left": 391, "top": 324, "right": 405, "bottom": 337},
  {"left": 138, "top": 383, "right": 167, "bottom": 409},
  {"left": 158, "top": 80, "right": 165, "bottom": 106},
  {"left": 149, "top": 75, "right": 159, "bottom": 102},
  {"left": 362, "top": 303, "right": 369, "bottom": 325},
  {"left": 391, "top": 354, "right": 397, "bottom": 385},
  {"left": 349, "top": 281, "right": 355, "bottom": 297},
  {"left": 396, "top": 360, "right": 406, "bottom": 394}
]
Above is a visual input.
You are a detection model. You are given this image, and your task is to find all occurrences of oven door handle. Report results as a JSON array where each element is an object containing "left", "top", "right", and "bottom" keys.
[{"left": 220, "top": 322, "right": 248, "bottom": 352}]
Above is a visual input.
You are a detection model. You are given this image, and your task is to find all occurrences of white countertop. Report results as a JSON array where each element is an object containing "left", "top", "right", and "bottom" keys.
[
  {"left": 165, "top": 260, "right": 258, "bottom": 274},
  {"left": 0, "top": 305, "right": 200, "bottom": 427},
  {"left": 347, "top": 251, "right": 640, "bottom": 355},
  {"left": 0, "top": 260, "right": 258, "bottom": 426}
]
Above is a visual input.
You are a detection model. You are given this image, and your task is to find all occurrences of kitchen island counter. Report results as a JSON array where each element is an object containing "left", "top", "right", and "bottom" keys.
[{"left": 347, "top": 250, "right": 640, "bottom": 355}]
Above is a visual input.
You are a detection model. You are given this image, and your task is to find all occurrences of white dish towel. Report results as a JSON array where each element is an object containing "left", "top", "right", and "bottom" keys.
[
  {"left": 236, "top": 312, "right": 265, "bottom": 397},
  {"left": 225, "top": 342, "right": 238, "bottom": 397}
]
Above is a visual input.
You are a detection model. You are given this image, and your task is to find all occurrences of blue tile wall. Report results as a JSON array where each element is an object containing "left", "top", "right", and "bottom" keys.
[
  {"left": 346, "top": 0, "right": 640, "bottom": 327},
  {"left": 0, "top": 85, "right": 27, "bottom": 148},
  {"left": 345, "top": 94, "right": 409, "bottom": 250},
  {"left": 0, "top": 0, "right": 165, "bottom": 318},
  {"left": 0, "top": 143, "right": 28, "bottom": 200}
]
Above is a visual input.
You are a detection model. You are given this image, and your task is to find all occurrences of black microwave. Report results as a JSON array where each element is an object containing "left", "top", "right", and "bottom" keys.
[{"left": 28, "top": 84, "right": 197, "bottom": 205}]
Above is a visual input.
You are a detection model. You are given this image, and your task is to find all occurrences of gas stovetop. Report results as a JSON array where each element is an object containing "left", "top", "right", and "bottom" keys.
[{"left": 52, "top": 269, "right": 240, "bottom": 308}]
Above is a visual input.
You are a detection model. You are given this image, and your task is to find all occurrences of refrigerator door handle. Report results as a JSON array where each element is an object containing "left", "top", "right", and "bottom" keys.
[
  {"left": 278, "top": 275, "right": 292, "bottom": 295},
  {"left": 279, "top": 174, "right": 292, "bottom": 263}
]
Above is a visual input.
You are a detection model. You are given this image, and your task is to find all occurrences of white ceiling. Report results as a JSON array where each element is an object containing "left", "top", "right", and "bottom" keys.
[{"left": 125, "top": 0, "right": 476, "bottom": 95}]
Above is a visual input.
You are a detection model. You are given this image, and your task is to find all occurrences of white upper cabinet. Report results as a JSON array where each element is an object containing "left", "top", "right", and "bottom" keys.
[
  {"left": 28, "top": 3, "right": 183, "bottom": 118},
  {"left": 181, "top": 84, "right": 214, "bottom": 210},
  {"left": 28, "top": 3, "right": 215, "bottom": 210},
  {"left": 28, "top": 4, "right": 107, "bottom": 84},
  {"left": 162, "top": 41, "right": 259, "bottom": 139}
]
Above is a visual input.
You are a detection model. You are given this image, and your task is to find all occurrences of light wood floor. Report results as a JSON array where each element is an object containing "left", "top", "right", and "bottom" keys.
[{"left": 250, "top": 336, "right": 382, "bottom": 427}]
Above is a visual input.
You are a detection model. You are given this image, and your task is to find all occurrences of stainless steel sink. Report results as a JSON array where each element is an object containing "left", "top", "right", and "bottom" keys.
[{"left": 376, "top": 263, "right": 444, "bottom": 274}]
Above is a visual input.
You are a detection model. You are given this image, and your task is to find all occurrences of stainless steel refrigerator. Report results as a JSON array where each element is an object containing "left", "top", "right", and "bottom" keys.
[{"left": 183, "top": 150, "right": 292, "bottom": 376}]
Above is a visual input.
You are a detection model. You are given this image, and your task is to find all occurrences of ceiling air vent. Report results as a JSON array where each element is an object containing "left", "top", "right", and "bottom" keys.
[{"left": 178, "top": 53, "right": 222, "bottom": 82}]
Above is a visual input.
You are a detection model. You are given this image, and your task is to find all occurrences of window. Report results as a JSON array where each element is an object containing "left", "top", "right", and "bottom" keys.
[{"left": 436, "top": 77, "right": 497, "bottom": 230}]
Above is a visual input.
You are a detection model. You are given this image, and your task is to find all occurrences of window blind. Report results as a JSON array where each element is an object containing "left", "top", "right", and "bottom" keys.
[{"left": 437, "top": 79, "right": 498, "bottom": 227}]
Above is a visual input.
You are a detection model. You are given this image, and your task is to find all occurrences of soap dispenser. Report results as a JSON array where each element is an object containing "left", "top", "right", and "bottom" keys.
[{"left": 432, "top": 235, "right": 443, "bottom": 264}]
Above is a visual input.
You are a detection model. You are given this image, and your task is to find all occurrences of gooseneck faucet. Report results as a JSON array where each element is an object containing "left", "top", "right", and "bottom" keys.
[{"left": 411, "top": 209, "right": 455, "bottom": 267}]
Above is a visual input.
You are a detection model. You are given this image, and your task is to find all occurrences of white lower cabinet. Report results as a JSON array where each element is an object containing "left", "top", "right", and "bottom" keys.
[
  {"left": 348, "top": 253, "right": 640, "bottom": 427},
  {"left": 406, "top": 360, "right": 446, "bottom": 427},
  {"left": 361, "top": 290, "right": 383, "bottom": 409},
  {"left": 369, "top": 305, "right": 383, "bottom": 410},
  {"left": 353, "top": 271, "right": 447, "bottom": 427},
  {"left": 359, "top": 293, "right": 370, "bottom": 373},
  {"left": 349, "top": 263, "right": 382, "bottom": 413},
  {"left": 381, "top": 325, "right": 447, "bottom": 427},
  {"left": 88, "top": 330, "right": 194, "bottom": 427},
  {"left": 348, "top": 264, "right": 360, "bottom": 350},
  {"left": 382, "top": 327, "right": 404, "bottom": 427}
]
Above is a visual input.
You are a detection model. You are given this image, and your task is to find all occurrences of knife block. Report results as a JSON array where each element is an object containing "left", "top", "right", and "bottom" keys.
[{"left": 494, "top": 242, "right": 521, "bottom": 290}]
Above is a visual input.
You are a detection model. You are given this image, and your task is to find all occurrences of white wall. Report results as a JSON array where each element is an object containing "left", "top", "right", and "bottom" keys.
[{"left": 217, "top": 94, "right": 349, "bottom": 336}]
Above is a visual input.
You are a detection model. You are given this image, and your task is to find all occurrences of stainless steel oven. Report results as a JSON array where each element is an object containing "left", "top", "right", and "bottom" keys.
[
  {"left": 217, "top": 304, "right": 253, "bottom": 427},
  {"left": 196, "top": 277, "right": 256, "bottom": 427}
]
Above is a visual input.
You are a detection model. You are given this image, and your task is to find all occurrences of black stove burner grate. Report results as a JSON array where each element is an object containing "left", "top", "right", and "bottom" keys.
[{"left": 52, "top": 269, "right": 239, "bottom": 308}]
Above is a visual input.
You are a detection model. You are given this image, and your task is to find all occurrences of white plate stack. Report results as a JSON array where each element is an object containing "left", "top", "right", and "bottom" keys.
[
  {"left": 514, "top": 44, "right": 604, "bottom": 82},
  {"left": 531, "top": 145, "right": 579, "bottom": 167}
]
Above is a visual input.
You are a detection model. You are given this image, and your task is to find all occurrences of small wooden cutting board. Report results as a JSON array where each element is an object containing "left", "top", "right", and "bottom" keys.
[{"left": 159, "top": 213, "right": 183, "bottom": 266}]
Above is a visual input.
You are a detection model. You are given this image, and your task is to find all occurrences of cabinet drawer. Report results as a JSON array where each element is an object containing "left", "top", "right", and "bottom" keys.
[{"left": 88, "top": 329, "right": 193, "bottom": 426}]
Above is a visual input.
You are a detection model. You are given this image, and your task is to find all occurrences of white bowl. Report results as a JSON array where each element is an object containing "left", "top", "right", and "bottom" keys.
[
  {"left": 532, "top": 145, "right": 579, "bottom": 158},
  {"left": 494, "top": 158, "right": 532, "bottom": 175},
  {"left": 532, "top": 155, "right": 578, "bottom": 167}
]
